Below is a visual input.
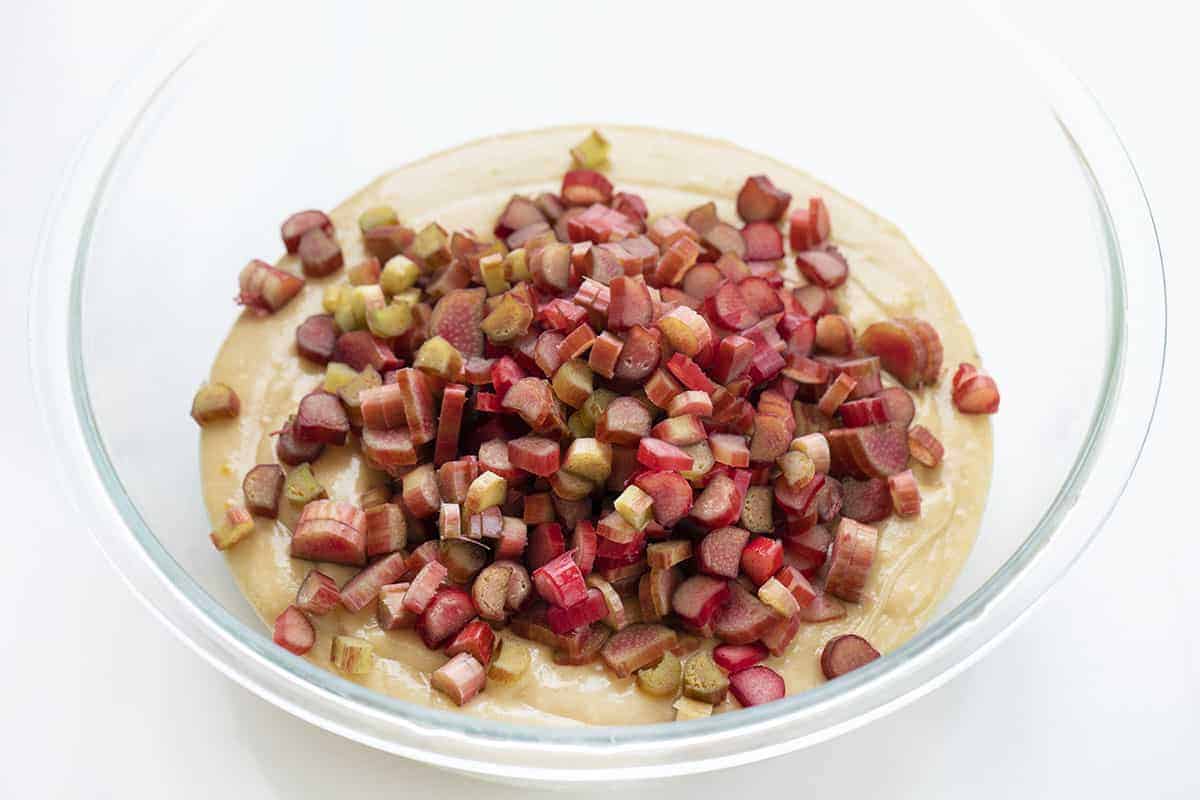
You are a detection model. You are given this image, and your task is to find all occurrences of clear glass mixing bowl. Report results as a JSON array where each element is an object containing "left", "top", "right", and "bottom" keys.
[{"left": 29, "top": 0, "right": 1164, "bottom": 784}]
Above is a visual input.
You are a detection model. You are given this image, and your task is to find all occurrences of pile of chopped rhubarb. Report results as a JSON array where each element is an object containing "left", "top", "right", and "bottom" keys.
[{"left": 196, "top": 131, "right": 1000, "bottom": 717}]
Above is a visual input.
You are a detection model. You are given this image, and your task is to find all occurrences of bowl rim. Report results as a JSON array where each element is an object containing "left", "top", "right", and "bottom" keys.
[{"left": 28, "top": 3, "right": 1167, "bottom": 782}]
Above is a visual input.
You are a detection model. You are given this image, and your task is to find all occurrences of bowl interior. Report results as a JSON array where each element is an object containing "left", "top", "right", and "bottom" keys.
[{"left": 67, "top": 0, "right": 1129, "bottom": 770}]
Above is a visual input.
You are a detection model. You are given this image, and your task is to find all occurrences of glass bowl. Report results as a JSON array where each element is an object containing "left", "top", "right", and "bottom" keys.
[{"left": 29, "top": 0, "right": 1164, "bottom": 784}]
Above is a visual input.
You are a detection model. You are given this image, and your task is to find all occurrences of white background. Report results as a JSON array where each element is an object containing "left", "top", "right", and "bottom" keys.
[{"left": 2, "top": 1, "right": 1196, "bottom": 797}]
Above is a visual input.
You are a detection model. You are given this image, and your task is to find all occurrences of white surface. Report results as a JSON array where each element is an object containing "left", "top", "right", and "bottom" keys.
[{"left": 1, "top": 1, "right": 1195, "bottom": 797}]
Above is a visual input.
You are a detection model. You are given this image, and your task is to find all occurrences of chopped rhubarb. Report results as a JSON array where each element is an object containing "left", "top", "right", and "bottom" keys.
[
  {"left": 446, "top": 619, "right": 497, "bottom": 666},
  {"left": 295, "top": 391, "right": 349, "bottom": 446},
  {"left": 339, "top": 551, "right": 409, "bottom": 613},
  {"left": 296, "top": 569, "right": 340, "bottom": 616},
  {"left": 596, "top": 396, "right": 653, "bottom": 446},
  {"left": 634, "top": 470, "right": 694, "bottom": 528},
  {"left": 273, "top": 605, "right": 316, "bottom": 655},
  {"left": 432, "top": 652, "right": 487, "bottom": 705},
  {"left": 471, "top": 562, "right": 514, "bottom": 621},
  {"left": 820, "top": 634, "right": 881, "bottom": 680},
  {"left": 737, "top": 175, "right": 792, "bottom": 223},
  {"left": 888, "top": 469, "right": 921, "bottom": 517},
  {"left": 789, "top": 196, "right": 831, "bottom": 251},
  {"left": 713, "top": 643, "right": 769, "bottom": 673},
  {"left": 729, "top": 665, "right": 785, "bottom": 707},
  {"left": 210, "top": 506, "right": 255, "bottom": 551},
  {"left": 532, "top": 550, "right": 588, "bottom": 608},
  {"left": 298, "top": 226, "right": 344, "bottom": 277},
  {"left": 907, "top": 425, "right": 944, "bottom": 468},
  {"left": 191, "top": 383, "right": 240, "bottom": 425},
  {"left": 817, "top": 372, "right": 857, "bottom": 416},
  {"left": 547, "top": 587, "right": 609, "bottom": 634},
  {"left": 840, "top": 477, "right": 892, "bottom": 523},
  {"left": 282, "top": 209, "right": 333, "bottom": 253},
  {"left": 635, "top": 650, "right": 682, "bottom": 697},
  {"left": 639, "top": 566, "right": 682, "bottom": 622},
  {"left": 691, "top": 471, "right": 751, "bottom": 530},
  {"left": 562, "top": 169, "right": 613, "bottom": 206},
  {"left": 291, "top": 500, "right": 365, "bottom": 565},
  {"left": 364, "top": 503, "right": 407, "bottom": 557},
  {"left": 709, "top": 433, "right": 750, "bottom": 468},
  {"left": 242, "top": 464, "right": 284, "bottom": 518},
  {"left": 488, "top": 638, "right": 532, "bottom": 684},
  {"left": 953, "top": 369, "right": 1001, "bottom": 414},
  {"left": 741, "top": 222, "right": 785, "bottom": 261},
  {"left": 671, "top": 574, "right": 731, "bottom": 629},
  {"left": 600, "top": 623, "right": 678, "bottom": 678},
  {"left": 824, "top": 518, "right": 879, "bottom": 603},
  {"left": 403, "top": 560, "right": 449, "bottom": 614},
  {"left": 417, "top": 586, "right": 477, "bottom": 649},
  {"left": 508, "top": 436, "right": 561, "bottom": 478},
  {"left": 826, "top": 423, "right": 910, "bottom": 479},
  {"left": 637, "top": 438, "right": 694, "bottom": 472},
  {"left": 795, "top": 247, "right": 848, "bottom": 289},
  {"left": 740, "top": 536, "right": 784, "bottom": 586},
  {"left": 612, "top": 324, "right": 662, "bottom": 382},
  {"left": 713, "top": 580, "right": 775, "bottom": 645},
  {"left": 330, "top": 635, "right": 374, "bottom": 674},
  {"left": 377, "top": 583, "right": 417, "bottom": 630}
]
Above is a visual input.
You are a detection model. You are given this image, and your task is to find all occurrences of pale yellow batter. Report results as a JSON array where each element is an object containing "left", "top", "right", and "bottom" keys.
[{"left": 200, "top": 126, "right": 992, "bottom": 726}]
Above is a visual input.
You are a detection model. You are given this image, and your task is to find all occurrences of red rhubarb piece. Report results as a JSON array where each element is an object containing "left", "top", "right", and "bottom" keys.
[
  {"left": 824, "top": 518, "right": 879, "bottom": 603},
  {"left": 377, "top": 583, "right": 417, "bottom": 630},
  {"left": 877, "top": 386, "right": 916, "bottom": 428},
  {"left": 682, "top": 263, "right": 724, "bottom": 301},
  {"left": 701, "top": 222, "right": 748, "bottom": 261},
  {"left": 859, "top": 320, "right": 927, "bottom": 388},
  {"left": 821, "top": 634, "right": 881, "bottom": 679},
  {"left": 296, "top": 569, "right": 340, "bottom": 616},
  {"left": 569, "top": 520, "right": 598, "bottom": 575},
  {"left": 434, "top": 383, "right": 468, "bottom": 466},
  {"left": 671, "top": 575, "right": 731, "bottom": 629},
  {"left": 953, "top": 362, "right": 977, "bottom": 392},
  {"left": 500, "top": 377, "right": 557, "bottom": 430},
  {"left": 691, "top": 471, "right": 750, "bottom": 529},
  {"left": 814, "top": 314, "right": 854, "bottom": 356},
  {"left": 707, "top": 281, "right": 760, "bottom": 330},
  {"left": 532, "top": 550, "right": 588, "bottom": 608},
  {"left": 830, "top": 356, "right": 884, "bottom": 399},
  {"left": 335, "top": 331, "right": 400, "bottom": 373},
  {"left": 494, "top": 195, "right": 546, "bottom": 239},
  {"left": 665, "top": 352, "right": 716, "bottom": 394},
  {"left": 697, "top": 526, "right": 752, "bottom": 579},
  {"left": 749, "top": 414, "right": 791, "bottom": 463},
  {"left": 737, "top": 276, "right": 785, "bottom": 317},
  {"left": 711, "top": 334, "right": 755, "bottom": 384},
  {"left": 600, "top": 623, "right": 679, "bottom": 678},
  {"left": 796, "top": 589, "right": 846, "bottom": 622},
  {"left": 685, "top": 201, "right": 719, "bottom": 235},
  {"left": 292, "top": 500, "right": 366, "bottom": 566},
  {"left": 709, "top": 433, "right": 750, "bottom": 468},
  {"left": 775, "top": 564, "right": 817, "bottom": 607},
  {"left": 840, "top": 478, "right": 893, "bottom": 524},
  {"left": 634, "top": 470, "right": 695, "bottom": 528},
  {"left": 655, "top": 236, "right": 702, "bottom": 286},
  {"left": 273, "top": 605, "right": 315, "bottom": 655},
  {"left": 445, "top": 621, "right": 496, "bottom": 670},
  {"left": 888, "top": 469, "right": 921, "bottom": 517},
  {"left": 608, "top": 275, "right": 654, "bottom": 331},
  {"left": 779, "top": 312, "right": 816, "bottom": 357},
  {"left": 295, "top": 314, "right": 338, "bottom": 364},
  {"left": 740, "top": 537, "right": 784, "bottom": 586},
  {"left": 714, "top": 580, "right": 775, "bottom": 645},
  {"left": 339, "top": 551, "right": 409, "bottom": 613},
  {"left": 760, "top": 612, "right": 803, "bottom": 656},
  {"left": 547, "top": 587, "right": 609, "bottom": 634},
  {"left": 839, "top": 397, "right": 890, "bottom": 428},
  {"left": 639, "top": 566, "right": 682, "bottom": 622},
  {"left": 417, "top": 586, "right": 477, "bottom": 649},
  {"left": 637, "top": 438, "right": 694, "bottom": 471},
  {"left": 826, "top": 423, "right": 910, "bottom": 479},
  {"left": 737, "top": 175, "right": 792, "bottom": 223},
  {"left": 478, "top": 439, "right": 522, "bottom": 482},
  {"left": 794, "top": 284, "right": 836, "bottom": 318},
  {"left": 281, "top": 209, "right": 333, "bottom": 253},
  {"left": 242, "top": 464, "right": 284, "bottom": 518},
  {"left": 364, "top": 503, "right": 407, "bottom": 557},
  {"left": 953, "top": 372, "right": 1001, "bottom": 414},
  {"left": 296, "top": 391, "right": 349, "bottom": 446},
  {"left": 596, "top": 397, "right": 653, "bottom": 446},
  {"left": 276, "top": 415, "right": 324, "bottom": 466},
  {"left": 394, "top": 368, "right": 437, "bottom": 444},
  {"left": 774, "top": 472, "right": 826, "bottom": 518},
  {"left": 360, "top": 383, "right": 406, "bottom": 430},
  {"left": 404, "top": 560, "right": 449, "bottom": 614},
  {"left": 712, "top": 642, "right": 769, "bottom": 672},
  {"left": 613, "top": 191, "right": 648, "bottom": 224},
  {"left": 562, "top": 169, "right": 614, "bottom": 206},
  {"left": 741, "top": 222, "right": 785, "bottom": 261},
  {"left": 788, "top": 196, "right": 831, "bottom": 251},
  {"left": 729, "top": 665, "right": 786, "bottom": 707},
  {"left": 237, "top": 259, "right": 304, "bottom": 315},
  {"left": 907, "top": 425, "right": 944, "bottom": 468},
  {"left": 430, "top": 287, "right": 485, "bottom": 358},
  {"left": 795, "top": 247, "right": 848, "bottom": 289},
  {"left": 298, "top": 226, "right": 343, "bottom": 277},
  {"left": 650, "top": 414, "right": 706, "bottom": 447},
  {"left": 817, "top": 372, "right": 857, "bottom": 417},
  {"left": 612, "top": 324, "right": 663, "bottom": 383}
]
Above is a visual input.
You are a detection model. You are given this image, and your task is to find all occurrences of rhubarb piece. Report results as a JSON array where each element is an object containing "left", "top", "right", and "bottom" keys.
[
  {"left": 334, "top": 331, "right": 399, "bottom": 373},
  {"left": 656, "top": 236, "right": 702, "bottom": 286},
  {"left": 547, "top": 587, "right": 609, "bottom": 634},
  {"left": 283, "top": 462, "right": 326, "bottom": 504},
  {"left": 646, "top": 540, "right": 692, "bottom": 570},
  {"left": 596, "top": 397, "right": 653, "bottom": 446},
  {"left": 710, "top": 335, "right": 755, "bottom": 384},
  {"left": 714, "top": 580, "right": 775, "bottom": 644},
  {"left": 740, "top": 485, "right": 774, "bottom": 533},
  {"left": 523, "top": 493, "right": 556, "bottom": 525},
  {"left": 817, "top": 372, "right": 857, "bottom": 417},
  {"left": 840, "top": 477, "right": 892, "bottom": 523},
  {"left": 403, "top": 560, "right": 448, "bottom": 614},
  {"left": 794, "top": 284, "right": 836, "bottom": 319},
  {"left": 953, "top": 362, "right": 977, "bottom": 392},
  {"left": 295, "top": 392, "right": 349, "bottom": 446},
  {"left": 509, "top": 436, "right": 561, "bottom": 478},
  {"left": 364, "top": 223, "right": 416, "bottom": 263},
  {"left": 557, "top": 324, "right": 597, "bottom": 363},
  {"left": 296, "top": 569, "right": 340, "bottom": 616},
  {"left": 740, "top": 537, "right": 784, "bottom": 586},
  {"left": 340, "top": 551, "right": 408, "bottom": 613},
  {"left": 821, "top": 634, "right": 881, "bottom": 679},
  {"left": 488, "top": 638, "right": 531, "bottom": 683},
  {"left": 634, "top": 471, "right": 694, "bottom": 527},
  {"left": 330, "top": 636, "right": 374, "bottom": 674},
  {"left": 777, "top": 451, "right": 815, "bottom": 490},
  {"left": 741, "top": 221, "right": 785, "bottom": 261},
  {"left": 636, "top": 651, "right": 682, "bottom": 697},
  {"left": 586, "top": 574, "right": 629, "bottom": 630},
  {"left": 652, "top": 414, "right": 707, "bottom": 447},
  {"left": 757, "top": 576, "right": 800, "bottom": 618},
  {"left": 897, "top": 317, "right": 944, "bottom": 383},
  {"left": 464, "top": 471, "right": 507, "bottom": 516},
  {"left": 789, "top": 196, "right": 831, "bottom": 251},
  {"left": 667, "top": 390, "right": 713, "bottom": 419},
  {"left": 826, "top": 423, "right": 909, "bottom": 479},
  {"left": 553, "top": 623, "right": 611, "bottom": 665},
  {"left": 608, "top": 275, "right": 653, "bottom": 330},
  {"left": 736, "top": 276, "right": 784, "bottom": 318},
  {"left": 671, "top": 575, "right": 731, "bottom": 629},
  {"left": 347, "top": 256, "right": 382, "bottom": 286},
  {"left": 562, "top": 437, "right": 613, "bottom": 483},
  {"left": 378, "top": 257, "right": 419, "bottom": 300},
  {"left": 790, "top": 432, "right": 831, "bottom": 474},
  {"left": 815, "top": 314, "right": 855, "bottom": 356},
  {"left": 888, "top": 469, "right": 921, "bottom": 517},
  {"left": 795, "top": 247, "right": 848, "bottom": 289},
  {"left": 414, "top": 336, "right": 463, "bottom": 382},
  {"left": 600, "top": 623, "right": 678, "bottom": 678},
  {"left": 500, "top": 561, "right": 533, "bottom": 612},
  {"left": 291, "top": 500, "right": 366, "bottom": 565},
  {"left": 712, "top": 643, "right": 768, "bottom": 673},
  {"left": 273, "top": 605, "right": 315, "bottom": 655},
  {"left": 532, "top": 550, "right": 588, "bottom": 608},
  {"left": 569, "top": 519, "right": 598, "bottom": 573},
  {"left": 478, "top": 439, "right": 522, "bottom": 482},
  {"left": 501, "top": 377, "right": 559, "bottom": 432},
  {"left": 585, "top": 331, "right": 623, "bottom": 380},
  {"left": 708, "top": 281, "right": 760, "bottom": 330},
  {"left": 399, "top": 464, "right": 440, "bottom": 520},
  {"left": 242, "top": 464, "right": 284, "bottom": 518},
  {"left": 858, "top": 320, "right": 928, "bottom": 389},
  {"left": 439, "top": 501, "right": 464, "bottom": 540},
  {"left": 562, "top": 169, "right": 613, "bottom": 206},
  {"left": 647, "top": 216, "right": 699, "bottom": 249},
  {"left": 682, "top": 262, "right": 724, "bottom": 301},
  {"left": 481, "top": 294, "right": 534, "bottom": 343},
  {"left": 615, "top": 484, "right": 654, "bottom": 531},
  {"left": 639, "top": 566, "right": 682, "bottom": 622},
  {"left": 570, "top": 130, "right": 610, "bottom": 169},
  {"left": 907, "top": 425, "right": 944, "bottom": 468},
  {"left": 359, "top": 485, "right": 392, "bottom": 509},
  {"left": 530, "top": 243, "right": 572, "bottom": 292},
  {"left": 210, "top": 506, "right": 255, "bottom": 551},
  {"left": 472, "top": 562, "right": 514, "bottom": 621},
  {"left": 494, "top": 196, "right": 546, "bottom": 240},
  {"left": 446, "top": 619, "right": 497, "bottom": 666},
  {"left": 361, "top": 427, "right": 417, "bottom": 473},
  {"left": 684, "top": 201, "right": 719, "bottom": 235},
  {"left": 597, "top": 510, "right": 640, "bottom": 545},
  {"left": 432, "top": 652, "right": 486, "bottom": 706},
  {"left": 796, "top": 590, "right": 847, "bottom": 623},
  {"left": 551, "top": 359, "right": 593, "bottom": 408},
  {"left": 737, "top": 175, "right": 792, "bottom": 223},
  {"left": 612, "top": 324, "right": 662, "bottom": 383},
  {"left": 322, "top": 362, "right": 358, "bottom": 395},
  {"left": 824, "top": 518, "right": 878, "bottom": 603},
  {"left": 298, "top": 226, "right": 344, "bottom": 277},
  {"left": 191, "top": 383, "right": 239, "bottom": 425},
  {"left": 411, "top": 222, "right": 451, "bottom": 269},
  {"left": 691, "top": 472, "right": 750, "bottom": 530},
  {"left": 364, "top": 503, "right": 407, "bottom": 556},
  {"left": 749, "top": 414, "right": 791, "bottom": 464},
  {"left": 774, "top": 564, "right": 817, "bottom": 607},
  {"left": 656, "top": 306, "right": 712, "bottom": 358},
  {"left": 762, "top": 615, "right": 803, "bottom": 656},
  {"left": 637, "top": 438, "right": 693, "bottom": 472},
  {"left": 295, "top": 314, "right": 338, "bottom": 365},
  {"left": 953, "top": 370, "right": 1001, "bottom": 414},
  {"left": 282, "top": 209, "right": 333, "bottom": 253},
  {"left": 417, "top": 586, "right": 477, "bottom": 648},
  {"left": 337, "top": 365, "right": 382, "bottom": 429},
  {"left": 378, "top": 583, "right": 418, "bottom": 630},
  {"left": 729, "top": 665, "right": 785, "bottom": 707},
  {"left": 838, "top": 395, "right": 890, "bottom": 428},
  {"left": 358, "top": 205, "right": 398, "bottom": 235},
  {"left": 709, "top": 433, "right": 750, "bottom": 468},
  {"left": 496, "top": 515, "right": 529, "bottom": 561},
  {"left": 613, "top": 192, "right": 649, "bottom": 226},
  {"left": 677, "top": 651, "right": 727, "bottom": 705},
  {"left": 549, "top": 468, "right": 593, "bottom": 501},
  {"left": 441, "top": 537, "right": 489, "bottom": 583},
  {"left": 429, "top": 287, "right": 485, "bottom": 358}
]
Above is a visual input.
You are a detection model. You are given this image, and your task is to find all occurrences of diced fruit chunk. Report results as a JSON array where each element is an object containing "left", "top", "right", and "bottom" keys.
[
  {"left": 728, "top": 665, "right": 785, "bottom": 707},
  {"left": 191, "top": 383, "right": 239, "bottom": 425},
  {"left": 330, "top": 636, "right": 374, "bottom": 674},
  {"left": 820, "top": 634, "right": 881, "bottom": 679},
  {"left": 210, "top": 506, "right": 254, "bottom": 550},
  {"left": 432, "top": 653, "right": 487, "bottom": 706},
  {"left": 273, "top": 606, "right": 315, "bottom": 655}
]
